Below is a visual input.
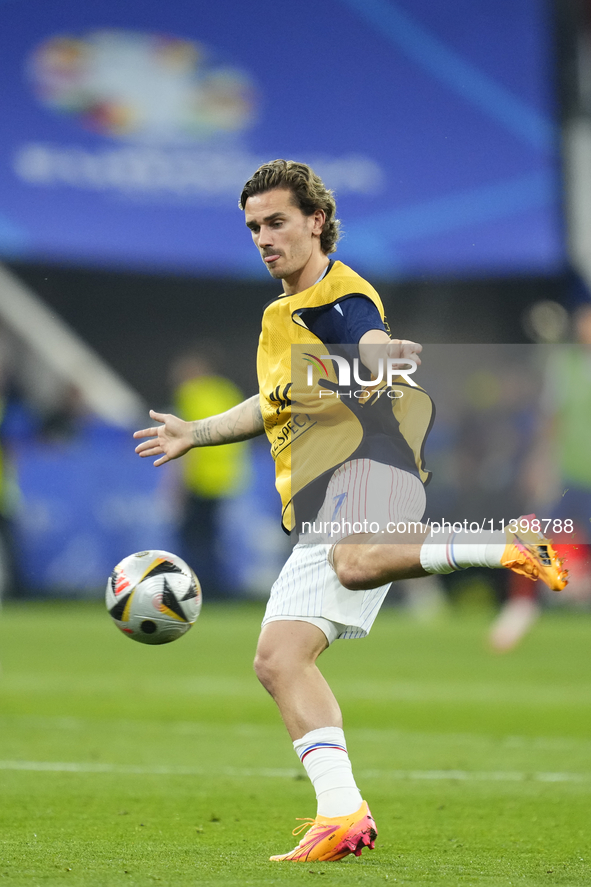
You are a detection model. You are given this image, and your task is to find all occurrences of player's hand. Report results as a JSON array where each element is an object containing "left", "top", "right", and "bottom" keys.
[
  {"left": 133, "top": 409, "right": 194, "bottom": 466},
  {"left": 386, "top": 339, "right": 422, "bottom": 366}
]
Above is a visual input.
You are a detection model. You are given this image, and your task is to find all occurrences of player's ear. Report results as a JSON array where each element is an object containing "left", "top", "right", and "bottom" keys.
[{"left": 311, "top": 208, "right": 326, "bottom": 236}]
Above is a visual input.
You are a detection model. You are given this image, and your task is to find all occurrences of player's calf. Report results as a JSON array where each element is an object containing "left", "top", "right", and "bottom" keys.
[{"left": 329, "top": 535, "right": 430, "bottom": 589}]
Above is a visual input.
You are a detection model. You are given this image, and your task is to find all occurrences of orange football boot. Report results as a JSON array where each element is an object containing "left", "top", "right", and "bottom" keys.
[
  {"left": 270, "top": 800, "right": 377, "bottom": 862},
  {"left": 501, "top": 514, "right": 568, "bottom": 591}
]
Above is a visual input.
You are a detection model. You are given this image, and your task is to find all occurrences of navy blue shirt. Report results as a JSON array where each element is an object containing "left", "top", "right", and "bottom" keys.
[{"left": 298, "top": 295, "right": 386, "bottom": 346}]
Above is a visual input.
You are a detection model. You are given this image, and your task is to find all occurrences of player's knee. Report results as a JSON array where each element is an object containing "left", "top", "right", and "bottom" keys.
[
  {"left": 333, "top": 546, "right": 373, "bottom": 590},
  {"left": 253, "top": 647, "right": 284, "bottom": 693}
]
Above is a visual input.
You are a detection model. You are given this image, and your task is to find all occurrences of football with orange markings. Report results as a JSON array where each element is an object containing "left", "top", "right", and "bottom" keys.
[{"left": 106, "top": 550, "right": 202, "bottom": 644}]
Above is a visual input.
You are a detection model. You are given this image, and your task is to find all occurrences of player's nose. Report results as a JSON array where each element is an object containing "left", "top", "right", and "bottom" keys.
[{"left": 258, "top": 226, "right": 274, "bottom": 247}]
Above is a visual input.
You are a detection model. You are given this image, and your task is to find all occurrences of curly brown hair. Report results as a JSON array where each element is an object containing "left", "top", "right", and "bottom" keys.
[{"left": 239, "top": 159, "right": 340, "bottom": 255}]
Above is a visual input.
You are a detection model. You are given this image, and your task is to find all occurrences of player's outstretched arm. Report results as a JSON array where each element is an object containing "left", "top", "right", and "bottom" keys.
[{"left": 133, "top": 394, "right": 265, "bottom": 466}]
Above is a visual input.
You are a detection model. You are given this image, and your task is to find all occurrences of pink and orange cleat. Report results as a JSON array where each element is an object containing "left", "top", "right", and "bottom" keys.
[
  {"left": 501, "top": 514, "right": 568, "bottom": 591},
  {"left": 270, "top": 801, "right": 377, "bottom": 862}
]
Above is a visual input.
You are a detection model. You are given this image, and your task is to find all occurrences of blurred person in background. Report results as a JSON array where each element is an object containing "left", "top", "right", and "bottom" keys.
[
  {"left": 489, "top": 302, "right": 591, "bottom": 651},
  {"left": 171, "top": 347, "right": 248, "bottom": 597},
  {"left": 444, "top": 359, "right": 538, "bottom": 626}
]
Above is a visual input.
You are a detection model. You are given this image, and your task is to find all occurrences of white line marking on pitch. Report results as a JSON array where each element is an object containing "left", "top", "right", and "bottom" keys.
[{"left": 0, "top": 761, "right": 589, "bottom": 783}]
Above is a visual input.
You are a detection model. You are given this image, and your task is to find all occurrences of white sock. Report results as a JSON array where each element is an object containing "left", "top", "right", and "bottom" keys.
[
  {"left": 420, "top": 527, "right": 507, "bottom": 574},
  {"left": 293, "top": 727, "right": 363, "bottom": 818}
]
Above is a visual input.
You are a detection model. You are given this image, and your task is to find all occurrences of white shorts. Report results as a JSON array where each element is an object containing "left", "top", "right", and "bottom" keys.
[{"left": 263, "top": 460, "right": 426, "bottom": 644}]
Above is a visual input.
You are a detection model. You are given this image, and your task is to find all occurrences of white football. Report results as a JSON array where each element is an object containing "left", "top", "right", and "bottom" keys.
[{"left": 106, "top": 550, "right": 202, "bottom": 645}]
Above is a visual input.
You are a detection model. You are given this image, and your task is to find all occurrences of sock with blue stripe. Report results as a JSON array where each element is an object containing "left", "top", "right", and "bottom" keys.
[
  {"left": 420, "top": 528, "right": 507, "bottom": 574},
  {"left": 293, "top": 727, "right": 362, "bottom": 818}
]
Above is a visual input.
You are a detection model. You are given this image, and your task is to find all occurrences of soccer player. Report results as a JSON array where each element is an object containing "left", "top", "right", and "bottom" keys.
[{"left": 134, "top": 160, "right": 567, "bottom": 862}]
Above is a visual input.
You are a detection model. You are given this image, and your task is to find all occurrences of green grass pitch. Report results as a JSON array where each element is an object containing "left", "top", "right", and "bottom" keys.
[{"left": 0, "top": 599, "right": 589, "bottom": 886}]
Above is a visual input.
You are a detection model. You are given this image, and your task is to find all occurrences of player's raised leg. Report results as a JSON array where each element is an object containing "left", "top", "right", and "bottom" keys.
[
  {"left": 331, "top": 515, "right": 567, "bottom": 592},
  {"left": 254, "top": 620, "right": 377, "bottom": 862}
]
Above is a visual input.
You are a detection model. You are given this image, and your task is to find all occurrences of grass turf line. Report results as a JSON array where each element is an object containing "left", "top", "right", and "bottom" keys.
[{"left": 0, "top": 600, "right": 589, "bottom": 885}]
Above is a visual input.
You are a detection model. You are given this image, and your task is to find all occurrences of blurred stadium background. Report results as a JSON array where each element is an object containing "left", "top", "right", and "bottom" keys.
[{"left": 0, "top": 0, "right": 590, "bottom": 608}]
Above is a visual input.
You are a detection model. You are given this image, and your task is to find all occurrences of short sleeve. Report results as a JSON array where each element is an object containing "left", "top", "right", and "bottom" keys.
[{"left": 298, "top": 295, "right": 386, "bottom": 345}]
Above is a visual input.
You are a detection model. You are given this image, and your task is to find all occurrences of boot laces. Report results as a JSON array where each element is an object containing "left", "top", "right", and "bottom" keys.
[{"left": 292, "top": 818, "right": 317, "bottom": 837}]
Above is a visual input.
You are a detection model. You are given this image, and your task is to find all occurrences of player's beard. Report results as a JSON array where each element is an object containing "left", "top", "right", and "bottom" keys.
[
  {"left": 263, "top": 253, "right": 291, "bottom": 280},
  {"left": 264, "top": 244, "right": 308, "bottom": 281},
  {"left": 262, "top": 231, "right": 313, "bottom": 281}
]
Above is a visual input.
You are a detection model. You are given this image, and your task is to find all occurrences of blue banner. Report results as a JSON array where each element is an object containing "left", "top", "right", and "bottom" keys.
[{"left": 0, "top": 0, "right": 564, "bottom": 277}]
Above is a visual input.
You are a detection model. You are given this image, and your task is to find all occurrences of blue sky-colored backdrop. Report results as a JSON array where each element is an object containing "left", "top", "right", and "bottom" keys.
[{"left": 0, "top": 0, "right": 564, "bottom": 278}]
